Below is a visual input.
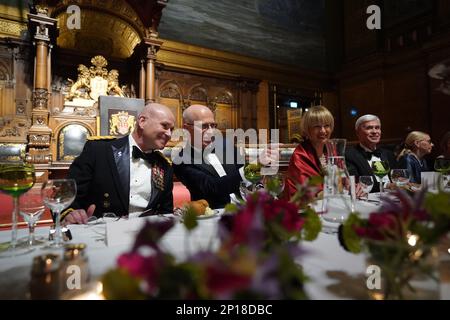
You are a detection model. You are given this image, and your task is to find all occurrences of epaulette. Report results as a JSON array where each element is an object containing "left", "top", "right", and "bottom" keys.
[
  {"left": 154, "top": 150, "right": 172, "bottom": 165},
  {"left": 87, "top": 136, "right": 117, "bottom": 141},
  {"left": 60, "top": 207, "right": 74, "bottom": 222}
]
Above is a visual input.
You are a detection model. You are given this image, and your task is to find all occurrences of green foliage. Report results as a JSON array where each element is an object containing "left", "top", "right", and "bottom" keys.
[
  {"left": 301, "top": 207, "right": 321, "bottom": 241},
  {"left": 341, "top": 213, "right": 363, "bottom": 253}
]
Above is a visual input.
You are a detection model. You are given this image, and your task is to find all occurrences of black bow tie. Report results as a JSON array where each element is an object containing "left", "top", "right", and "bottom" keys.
[
  {"left": 132, "top": 146, "right": 156, "bottom": 164},
  {"left": 364, "top": 149, "right": 382, "bottom": 160}
]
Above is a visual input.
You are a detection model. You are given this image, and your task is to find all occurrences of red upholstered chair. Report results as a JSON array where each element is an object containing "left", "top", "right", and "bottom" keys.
[
  {"left": 0, "top": 192, "right": 52, "bottom": 230},
  {"left": 172, "top": 181, "right": 191, "bottom": 208},
  {"left": 1, "top": 182, "right": 191, "bottom": 229}
]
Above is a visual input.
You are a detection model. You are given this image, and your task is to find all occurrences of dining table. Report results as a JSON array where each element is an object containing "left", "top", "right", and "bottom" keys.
[{"left": 0, "top": 194, "right": 449, "bottom": 300}]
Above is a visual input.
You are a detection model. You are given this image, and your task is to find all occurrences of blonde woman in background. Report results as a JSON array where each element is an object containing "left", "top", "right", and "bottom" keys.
[
  {"left": 284, "top": 105, "right": 334, "bottom": 198},
  {"left": 397, "top": 131, "right": 434, "bottom": 184}
]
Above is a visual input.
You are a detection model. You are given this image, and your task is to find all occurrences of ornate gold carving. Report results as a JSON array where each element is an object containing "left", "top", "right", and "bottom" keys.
[
  {"left": 25, "top": 148, "right": 52, "bottom": 164},
  {"left": 0, "top": 117, "right": 29, "bottom": 142},
  {"left": 189, "top": 86, "right": 207, "bottom": 101},
  {"left": 160, "top": 85, "right": 181, "bottom": 99},
  {"left": 109, "top": 111, "right": 135, "bottom": 136},
  {"left": 29, "top": 134, "right": 50, "bottom": 147},
  {"left": 66, "top": 55, "right": 125, "bottom": 102},
  {"left": 16, "top": 100, "right": 26, "bottom": 115},
  {"left": 35, "top": 5, "right": 49, "bottom": 16},
  {"left": 33, "top": 89, "right": 49, "bottom": 109},
  {"left": 215, "top": 91, "right": 233, "bottom": 104},
  {"left": 56, "top": 7, "right": 141, "bottom": 59},
  {"left": 0, "top": 20, "right": 27, "bottom": 37}
]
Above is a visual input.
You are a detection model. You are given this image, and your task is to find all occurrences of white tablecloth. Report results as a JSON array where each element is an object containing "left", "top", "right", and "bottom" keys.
[{"left": 1, "top": 199, "right": 449, "bottom": 300}]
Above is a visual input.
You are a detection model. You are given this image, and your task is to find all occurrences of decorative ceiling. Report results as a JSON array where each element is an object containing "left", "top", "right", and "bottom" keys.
[{"left": 158, "top": 0, "right": 326, "bottom": 70}]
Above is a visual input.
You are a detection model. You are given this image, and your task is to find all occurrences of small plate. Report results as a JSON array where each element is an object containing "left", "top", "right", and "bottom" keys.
[{"left": 196, "top": 209, "right": 221, "bottom": 219}]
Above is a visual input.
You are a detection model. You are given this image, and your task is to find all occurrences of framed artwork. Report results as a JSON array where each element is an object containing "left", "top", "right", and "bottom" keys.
[{"left": 98, "top": 96, "right": 145, "bottom": 137}]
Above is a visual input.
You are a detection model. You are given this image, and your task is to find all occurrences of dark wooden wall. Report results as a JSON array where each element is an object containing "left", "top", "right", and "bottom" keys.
[{"left": 330, "top": 0, "right": 450, "bottom": 155}]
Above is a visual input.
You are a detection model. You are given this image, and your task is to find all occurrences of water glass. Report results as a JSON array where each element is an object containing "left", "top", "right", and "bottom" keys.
[
  {"left": 359, "top": 176, "right": 374, "bottom": 200},
  {"left": 391, "top": 169, "right": 410, "bottom": 187},
  {"left": 41, "top": 179, "right": 77, "bottom": 248},
  {"left": 18, "top": 187, "right": 46, "bottom": 247}
]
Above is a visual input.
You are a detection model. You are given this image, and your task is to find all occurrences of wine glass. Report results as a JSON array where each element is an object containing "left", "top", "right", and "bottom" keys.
[
  {"left": 371, "top": 160, "right": 390, "bottom": 196},
  {"left": 391, "top": 169, "right": 410, "bottom": 188},
  {"left": 263, "top": 173, "right": 285, "bottom": 198},
  {"left": 434, "top": 158, "right": 450, "bottom": 190},
  {"left": 359, "top": 176, "right": 374, "bottom": 200},
  {"left": 18, "top": 187, "right": 46, "bottom": 247},
  {"left": 41, "top": 179, "right": 77, "bottom": 248},
  {"left": 0, "top": 162, "right": 36, "bottom": 257},
  {"left": 243, "top": 162, "right": 263, "bottom": 191}
]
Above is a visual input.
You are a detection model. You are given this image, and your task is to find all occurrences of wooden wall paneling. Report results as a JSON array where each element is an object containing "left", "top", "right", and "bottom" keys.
[
  {"left": 257, "top": 81, "right": 269, "bottom": 133},
  {"left": 343, "top": 0, "right": 380, "bottom": 61},
  {"left": 339, "top": 77, "right": 384, "bottom": 140},
  {"left": 383, "top": 62, "right": 428, "bottom": 139}
]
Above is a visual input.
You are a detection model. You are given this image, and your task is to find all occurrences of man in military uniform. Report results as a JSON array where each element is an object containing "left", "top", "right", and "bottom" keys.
[{"left": 62, "top": 103, "right": 175, "bottom": 224}]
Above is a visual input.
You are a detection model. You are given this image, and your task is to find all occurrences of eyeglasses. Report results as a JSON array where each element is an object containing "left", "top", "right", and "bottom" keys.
[{"left": 185, "top": 122, "right": 218, "bottom": 130}]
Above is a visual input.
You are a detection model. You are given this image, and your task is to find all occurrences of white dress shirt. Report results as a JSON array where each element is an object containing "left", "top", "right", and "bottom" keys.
[
  {"left": 360, "top": 144, "right": 390, "bottom": 185},
  {"left": 128, "top": 135, "right": 152, "bottom": 214}
]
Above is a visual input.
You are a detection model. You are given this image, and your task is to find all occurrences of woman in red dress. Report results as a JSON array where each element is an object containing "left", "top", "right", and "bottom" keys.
[{"left": 284, "top": 105, "right": 334, "bottom": 198}]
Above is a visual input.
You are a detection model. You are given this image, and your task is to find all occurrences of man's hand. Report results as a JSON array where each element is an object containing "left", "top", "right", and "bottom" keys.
[
  {"left": 63, "top": 204, "right": 96, "bottom": 225},
  {"left": 355, "top": 183, "right": 366, "bottom": 198},
  {"left": 259, "top": 144, "right": 280, "bottom": 166}
]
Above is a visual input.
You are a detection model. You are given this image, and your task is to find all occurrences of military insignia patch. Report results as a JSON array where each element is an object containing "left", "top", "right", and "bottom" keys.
[{"left": 152, "top": 165, "right": 165, "bottom": 191}]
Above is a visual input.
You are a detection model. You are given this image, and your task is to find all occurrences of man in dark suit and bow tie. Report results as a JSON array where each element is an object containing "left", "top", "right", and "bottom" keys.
[
  {"left": 345, "top": 114, "right": 397, "bottom": 192},
  {"left": 62, "top": 103, "right": 175, "bottom": 224},
  {"left": 172, "top": 105, "right": 277, "bottom": 209}
]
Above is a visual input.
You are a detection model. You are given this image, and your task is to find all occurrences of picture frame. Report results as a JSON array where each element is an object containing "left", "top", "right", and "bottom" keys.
[{"left": 98, "top": 96, "right": 145, "bottom": 137}]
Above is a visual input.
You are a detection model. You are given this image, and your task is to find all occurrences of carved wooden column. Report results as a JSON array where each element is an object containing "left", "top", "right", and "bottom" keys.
[
  {"left": 27, "top": 8, "right": 57, "bottom": 164},
  {"left": 139, "top": 59, "right": 146, "bottom": 99},
  {"left": 141, "top": 38, "right": 162, "bottom": 104}
]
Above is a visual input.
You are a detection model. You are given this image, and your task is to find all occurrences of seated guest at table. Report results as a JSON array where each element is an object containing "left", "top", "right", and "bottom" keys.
[
  {"left": 172, "top": 105, "right": 277, "bottom": 209},
  {"left": 437, "top": 131, "right": 450, "bottom": 159},
  {"left": 397, "top": 131, "right": 434, "bottom": 184},
  {"left": 345, "top": 114, "right": 397, "bottom": 192},
  {"left": 284, "top": 106, "right": 333, "bottom": 198},
  {"left": 62, "top": 103, "right": 175, "bottom": 224}
]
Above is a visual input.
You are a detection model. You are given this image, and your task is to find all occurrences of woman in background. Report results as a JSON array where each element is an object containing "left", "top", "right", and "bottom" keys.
[
  {"left": 397, "top": 131, "right": 434, "bottom": 184},
  {"left": 284, "top": 105, "right": 334, "bottom": 198}
]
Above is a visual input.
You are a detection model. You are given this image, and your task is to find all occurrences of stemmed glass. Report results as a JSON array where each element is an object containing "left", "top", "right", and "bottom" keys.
[
  {"left": 41, "top": 179, "right": 77, "bottom": 248},
  {"left": 18, "top": 187, "right": 46, "bottom": 247},
  {"left": 371, "top": 160, "right": 390, "bottom": 196},
  {"left": 359, "top": 176, "right": 374, "bottom": 201},
  {"left": 434, "top": 158, "right": 450, "bottom": 190},
  {"left": 262, "top": 173, "right": 285, "bottom": 198},
  {"left": 243, "top": 162, "right": 263, "bottom": 192},
  {"left": 391, "top": 169, "right": 410, "bottom": 188},
  {"left": 0, "top": 162, "right": 36, "bottom": 257}
]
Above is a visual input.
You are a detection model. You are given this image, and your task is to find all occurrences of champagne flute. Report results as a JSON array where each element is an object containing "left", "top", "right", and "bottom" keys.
[
  {"left": 41, "top": 179, "right": 77, "bottom": 248},
  {"left": 371, "top": 160, "right": 390, "bottom": 196},
  {"left": 434, "top": 158, "right": 450, "bottom": 190},
  {"left": 0, "top": 163, "right": 36, "bottom": 257},
  {"left": 18, "top": 187, "right": 46, "bottom": 247}
]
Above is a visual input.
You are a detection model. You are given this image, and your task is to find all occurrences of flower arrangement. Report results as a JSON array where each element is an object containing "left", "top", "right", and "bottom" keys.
[
  {"left": 101, "top": 177, "right": 322, "bottom": 300},
  {"left": 340, "top": 189, "right": 450, "bottom": 299}
]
